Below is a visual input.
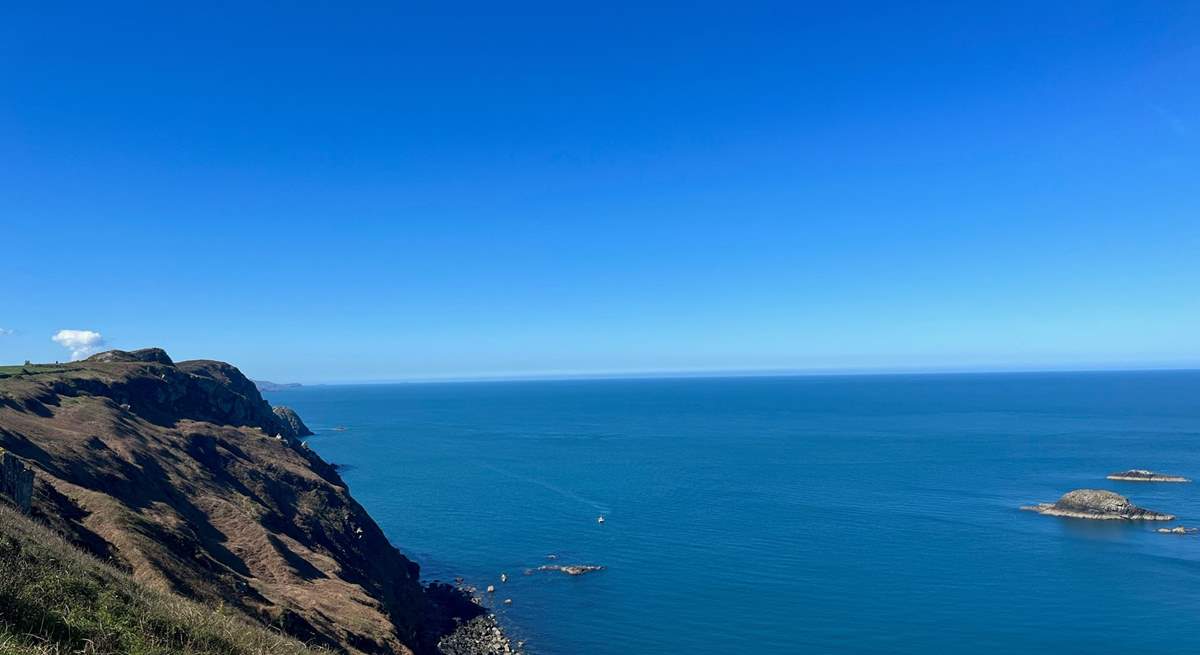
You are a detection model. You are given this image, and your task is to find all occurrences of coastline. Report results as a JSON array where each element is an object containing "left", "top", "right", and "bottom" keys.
[
  {"left": 0, "top": 350, "right": 519, "bottom": 655},
  {"left": 439, "top": 615, "right": 522, "bottom": 655}
]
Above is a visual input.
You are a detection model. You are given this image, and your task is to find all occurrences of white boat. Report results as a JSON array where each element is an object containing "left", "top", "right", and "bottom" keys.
[{"left": 597, "top": 515, "right": 606, "bottom": 524}]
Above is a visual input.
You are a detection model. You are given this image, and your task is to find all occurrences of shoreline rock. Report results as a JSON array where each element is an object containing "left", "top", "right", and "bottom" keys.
[
  {"left": 1106, "top": 469, "right": 1190, "bottom": 483},
  {"left": 1022, "top": 489, "right": 1175, "bottom": 521},
  {"left": 1157, "top": 526, "right": 1198, "bottom": 535},
  {"left": 437, "top": 615, "right": 523, "bottom": 655}
]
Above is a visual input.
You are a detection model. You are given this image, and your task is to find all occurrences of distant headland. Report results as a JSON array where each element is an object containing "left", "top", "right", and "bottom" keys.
[{"left": 253, "top": 379, "right": 303, "bottom": 392}]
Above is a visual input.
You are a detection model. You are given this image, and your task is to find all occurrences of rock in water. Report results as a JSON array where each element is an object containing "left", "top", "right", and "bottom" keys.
[
  {"left": 537, "top": 564, "right": 604, "bottom": 576},
  {"left": 1106, "top": 469, "right": 1190, "bottom": 482},
  {"left": 1022, "top": 489, "right": 1175, "bottom": 520},
  {"left": 438, "top": 614, "right": 522, "bottom": 655},
  {"left": 1157, "top": 526, "right": 1198, "bottom": 535}
]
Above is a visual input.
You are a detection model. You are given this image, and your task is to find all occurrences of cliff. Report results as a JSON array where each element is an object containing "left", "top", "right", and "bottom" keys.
[
  {"left": 0, "top": 349, "right": 485, "bottom": 654},
  {"left": 275, "top": 406, "right": 315, "bottom": 437}
]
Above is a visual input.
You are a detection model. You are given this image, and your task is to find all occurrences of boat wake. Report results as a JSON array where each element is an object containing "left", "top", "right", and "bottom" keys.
[{"left": 478, "top": 462, "right": 610, "bottom": 514}]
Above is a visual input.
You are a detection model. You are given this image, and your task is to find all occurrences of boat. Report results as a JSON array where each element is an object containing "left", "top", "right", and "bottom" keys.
[{"left": 597, "top": 515, "right": 606, "bottom": 524}]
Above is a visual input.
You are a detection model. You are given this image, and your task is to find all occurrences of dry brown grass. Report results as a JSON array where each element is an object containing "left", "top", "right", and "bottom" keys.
[{"left": 0, "top": 503, "right": 328, "bottom": 655}]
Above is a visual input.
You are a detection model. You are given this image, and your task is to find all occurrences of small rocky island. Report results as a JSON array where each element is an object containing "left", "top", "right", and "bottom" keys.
[
  {"left": 1157, "top": 526, "right": 1198, "bottom": 535},
  {"left": 1106, "top": 469, "right": 1190, "bottom": 483},
  {"left": 1022, "top": 489, "right": 1175, "bottom": 521},
  {"left": 537, "top": 564, "right": 604, "bottom": 576}
]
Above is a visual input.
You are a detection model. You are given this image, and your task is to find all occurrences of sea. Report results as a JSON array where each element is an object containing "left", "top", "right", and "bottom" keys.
[{"left": 266, "top": 371, "right": 1200, "bottom": 654}]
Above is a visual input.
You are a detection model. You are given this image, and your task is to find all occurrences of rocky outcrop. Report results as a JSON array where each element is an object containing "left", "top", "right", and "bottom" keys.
[
  {"left": 1022, "top": 489, "right": 1175, "bottom": 521},
  {"left": 1157, "top": 526, "right": 1198, "bottom": 535},
  {"left": 176, "top": 359, "right": 292, "bottom": 434},
  {"left": 1106, "top": 469, "right": 1190, "bottom": 483},
  {"left": 0, "top": 449, "right": 34, "bottom": 513},
  {"left": 537, "top": 564, "right": 604, "bottom": 576},
  {"left": 438, "top": 616, "right": 522, "bottom": 655},
  {"left": 41, "top": 351, "right": 309, "bottom": 442},
  {"left": 273, "top": 406, "right": 314, "bottom": 437},
  {"left": 0, "top": 349, "right": 492, "bottom": 654},
  {"left": 86, "top": 347, "right": 175, "bottom": 365}
]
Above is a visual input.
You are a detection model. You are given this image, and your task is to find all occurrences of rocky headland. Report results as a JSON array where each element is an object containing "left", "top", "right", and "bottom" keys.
[
  {"left": 0, "top": 348, "right": 513, "bottom": 654},
  {"left": 1106, "top": 469, "right": 1190, "bottom": 483},
  {"left": 254, "top": 380, "right": 304, "bottom": 392},
  {"left": 273, "top": 405, "right": 314, "bottom": 437},
  {"left": 1021, "top": 489, "right": 1175, "bottom": 521}
]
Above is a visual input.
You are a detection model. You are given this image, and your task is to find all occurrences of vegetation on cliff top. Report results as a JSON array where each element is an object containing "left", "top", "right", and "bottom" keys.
[{"left": 0, "top": 503, "right": 325, "bottom": 655}]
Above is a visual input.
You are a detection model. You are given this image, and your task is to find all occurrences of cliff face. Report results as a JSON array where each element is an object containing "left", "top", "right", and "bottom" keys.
[
  {"left": 64, "top": 349, "right": 309, "bottom": 441},
  {"left": 274, "top": 406, "right": 315, "bottom": 437},
  {"left": 0, "top": 350, "right": 481, "bottom": 654}
]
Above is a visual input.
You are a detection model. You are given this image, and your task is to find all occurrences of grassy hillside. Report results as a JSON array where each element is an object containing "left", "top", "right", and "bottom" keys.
[
  {"left": 0, "top": 503, "right": 325, "bottom": 655},
  {"left": 0, "top": 349, "right": 495, "bottom": 654},
  {"left": 0, "top": 365, "right": 75, "bottom": 380},
  {"left": 0, "top": 350, "right": 440, "bottom": 653}
]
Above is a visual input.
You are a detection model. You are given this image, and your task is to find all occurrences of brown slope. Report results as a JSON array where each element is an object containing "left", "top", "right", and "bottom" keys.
[{"left": 0, "top": 349, "right": 482, "bottom": 654}]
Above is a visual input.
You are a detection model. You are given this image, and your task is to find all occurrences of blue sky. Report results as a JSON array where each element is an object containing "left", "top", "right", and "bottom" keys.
[{"left": 2, "top": 2, "right": 1198, "bottom": 382}]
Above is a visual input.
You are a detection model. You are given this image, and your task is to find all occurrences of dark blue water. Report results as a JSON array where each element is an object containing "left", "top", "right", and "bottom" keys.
[{"left": 268, "top": 371, "right": 1200, "bottom": 654}]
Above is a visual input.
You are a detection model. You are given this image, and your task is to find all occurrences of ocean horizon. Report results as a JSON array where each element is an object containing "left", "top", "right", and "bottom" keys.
[
  {"left": 269, "top": 369, "right": 1200, "bottom": 654},
  {"left": 285, "top": 364, "right": 1200, "bottom": 387}
]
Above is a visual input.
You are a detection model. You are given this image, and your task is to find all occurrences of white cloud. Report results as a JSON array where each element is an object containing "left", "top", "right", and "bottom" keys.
[
  {"left": 0, "top": 328, "right": 13, "bottom": 337},
  {"left": 52, "top": 329, "right": 106, "bottom": 360}
]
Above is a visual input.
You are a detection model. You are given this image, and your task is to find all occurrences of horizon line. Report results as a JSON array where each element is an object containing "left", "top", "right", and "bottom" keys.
[{"left": 284, "top": 362, "right": 1200, "bottom": 387}]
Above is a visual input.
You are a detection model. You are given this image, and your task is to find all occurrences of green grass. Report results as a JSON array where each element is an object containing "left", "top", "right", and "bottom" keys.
[
  {"left": 0, "top": 365, "right": 76, "bottom": 380},
  {"left": 0, "top": 504, "right": 327, "bottom": 655}
]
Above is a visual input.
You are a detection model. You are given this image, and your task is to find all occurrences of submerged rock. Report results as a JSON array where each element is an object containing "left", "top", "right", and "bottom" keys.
[
  {"left": 1022, "top": 489, "right": 1175, "bottom": 521},
  {"left": 537, "top": 564, "right": 604, "bottom": 576},
  {"left": 1106, "top": 469, "right": 1190, "bottom": 483},
  {"left": 1157, "top": 526, "right": 1198, "bottom": 535}
]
